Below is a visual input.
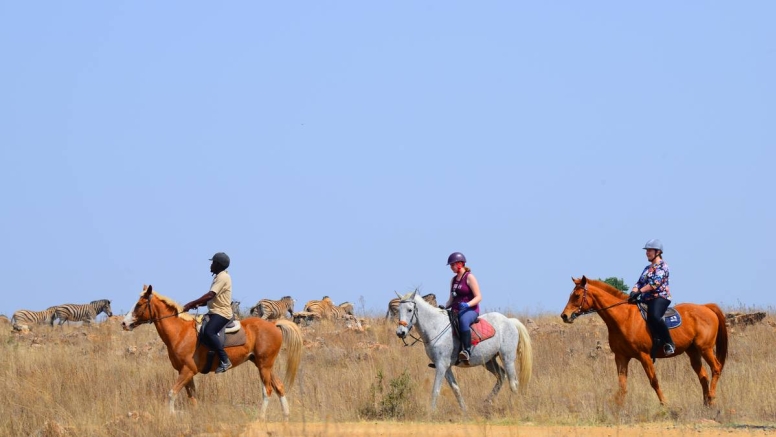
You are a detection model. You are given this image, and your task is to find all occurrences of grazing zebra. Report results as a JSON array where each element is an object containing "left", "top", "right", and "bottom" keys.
[
  {"left": 11, "top": 306, "right": 57, "bottom": 331},
  {"left": 386, "top": 293, "right": 437, "bottom": 319},
  {"left": 51, "top": 299, "right": 113, "bottom": 326},
  {"left": 249, "top": 296, "right": 295, "bottom": 320}
]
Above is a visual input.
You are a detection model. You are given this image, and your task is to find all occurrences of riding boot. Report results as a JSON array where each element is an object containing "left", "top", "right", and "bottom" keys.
[
  {"left": 663, "top": 330, "right": 675, "bottom": 355},
  {"left": 458, "top": 330, "right": 472, "bottom": 362},
  {"left": 215, "top": 348, "right": 232, "bottom": 374}
]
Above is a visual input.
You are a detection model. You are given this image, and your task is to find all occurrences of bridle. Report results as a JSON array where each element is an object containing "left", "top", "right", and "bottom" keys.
[
  {"left": 396, "top": 299, "right": 451, "bottom": 347},
  {"left": 571, "top": 283, "right": 629, "bottom": 320},
  {"left": 128, "top": 294, "right": 183, "bottom": 328}
]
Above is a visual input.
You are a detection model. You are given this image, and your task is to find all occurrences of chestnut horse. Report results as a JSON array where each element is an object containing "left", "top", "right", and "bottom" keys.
[
  {"left": 122, "top": 285, "right": 303, "bottom": 419},
  {"left": 560, "top": 276, "right": 727, "bottom": 406}
]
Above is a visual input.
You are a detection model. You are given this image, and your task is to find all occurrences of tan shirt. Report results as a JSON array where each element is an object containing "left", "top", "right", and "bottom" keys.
[{"left": 207, "top": 270, "right": 233, "bottom": 319}]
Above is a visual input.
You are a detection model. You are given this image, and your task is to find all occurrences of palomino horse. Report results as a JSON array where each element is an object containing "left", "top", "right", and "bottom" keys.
[
  {"left": 395, "top": 290, "right": 533, "bottom": 411},
  {"left": 560, "top": 276, "right": 727, "bottom": 406},
  {"left": 122, "top": 285, "right": 303, "bottom": 419}
]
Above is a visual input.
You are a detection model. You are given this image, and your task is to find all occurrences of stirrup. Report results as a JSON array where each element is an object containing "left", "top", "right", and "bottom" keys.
[
  {"left": 458, "top": 350, "right": 470, "bottom": 362},
  {"left": 663, "top": 343, "right": 675, "bottom": 355}
]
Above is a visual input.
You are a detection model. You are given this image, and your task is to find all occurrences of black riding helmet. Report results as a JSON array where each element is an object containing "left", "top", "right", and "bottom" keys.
[{"left": 209, "top": 252, "right": 230, "bottom": 269}]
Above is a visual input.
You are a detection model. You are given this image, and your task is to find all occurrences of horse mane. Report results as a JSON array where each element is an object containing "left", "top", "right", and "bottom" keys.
[
  {"left": 139, "top": 290, "right": 194, "bottom": 321},
  {"left": 588, "top": 278, "right": 629, "bottom": 299}
]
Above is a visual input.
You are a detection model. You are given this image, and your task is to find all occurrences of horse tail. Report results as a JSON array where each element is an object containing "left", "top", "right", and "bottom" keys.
[
  {"left": 510, "top": 318, "right": 533, "bottom": 393},
  {"left": 704, "top": 303, "right": 728, "bottom": 370},
  {"left": 275, "top": 319, "right": 303, "bottom": 388}
]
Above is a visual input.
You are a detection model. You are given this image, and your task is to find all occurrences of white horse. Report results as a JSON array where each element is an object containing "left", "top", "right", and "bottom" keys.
[{"left": 395, "top": 290, "right": 533, "bottom": 411}]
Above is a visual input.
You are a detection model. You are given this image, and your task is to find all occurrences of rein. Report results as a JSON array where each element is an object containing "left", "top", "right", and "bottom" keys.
[
  {"left": 575, "top": 284, "right": 630, "bottom": 318},
  {"left": 397, "top": 299, "right": 452, "bottom": 347},
  {"left": 133, "top": 295, "right": 185, "bottom": 327}
]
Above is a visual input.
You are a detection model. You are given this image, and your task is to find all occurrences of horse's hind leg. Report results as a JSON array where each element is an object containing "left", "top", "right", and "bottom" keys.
[
  {"left": 270, "top": 372, "right": 290, "bottom": 420},
  {"left": 184, "top": 379, "right": 198, "bottom": 407},
  {"left": 699, "top": 346, "right": 723, "bottom": 406},
  {"left": 258, "top": 367, "right": 274, "bottom": 420},
  {"left": 484, "top": 358, "right": 505, "bottom": 403},
  {"left": 685, "top": 346, "right": 711, "bottom": 404}
]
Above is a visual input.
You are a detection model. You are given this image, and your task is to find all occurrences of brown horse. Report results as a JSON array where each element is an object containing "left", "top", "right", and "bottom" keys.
[
  {"left": 121, "top": 285, "right": 303, "bottom": 419},
  {"left": 560, "top": 276, "right": 727, "bottom": 406}
]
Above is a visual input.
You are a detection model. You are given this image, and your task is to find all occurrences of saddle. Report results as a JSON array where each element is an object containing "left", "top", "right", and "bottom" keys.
[
  {"left": 451, "top": 315, "right": 496, "bottom": 346},
  {"left": 195, "top": 314, "right": 247, "bottom": 348},
  {"left": 636, "top": 303, "right": 682, "bottom": 329}
]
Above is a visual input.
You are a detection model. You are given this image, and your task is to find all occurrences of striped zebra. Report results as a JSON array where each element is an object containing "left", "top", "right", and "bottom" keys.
[
  {"left": 386, "top": 293, "right": 437, "bottom": 319},
  {"left": 249, "top": 296, "right": 295, "bottom": 320},
  {"left": 304, "top": 297, "right": 351, "bottom": 320},
  {"left": 338, "top": 301, "right": 354, "bottom": 316},
  {"left": 11, "top": 306, "right": 57, "bottom": 331},
  {"left": 51, "top": 299, "right": 113, "bottom": 326}
]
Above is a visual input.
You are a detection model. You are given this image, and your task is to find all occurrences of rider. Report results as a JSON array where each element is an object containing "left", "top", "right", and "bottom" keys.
[
  {"left": 183, "top": 252, "right": 234, "bottom": 373},
  {"left": 442, "top": 252, "right": 482, "bottom": 363},
  {"left": 629, "top": 239, "right": 675, "bottom": 357}
]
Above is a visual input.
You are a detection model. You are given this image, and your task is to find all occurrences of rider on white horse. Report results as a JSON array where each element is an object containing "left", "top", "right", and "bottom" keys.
[{"left": 442, "top": 252, "right": 482, "bottom": 363}]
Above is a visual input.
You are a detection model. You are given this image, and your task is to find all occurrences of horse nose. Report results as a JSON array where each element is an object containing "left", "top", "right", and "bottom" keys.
[{"left": 560, "top": 313, "right": 568, "bottom": 322}]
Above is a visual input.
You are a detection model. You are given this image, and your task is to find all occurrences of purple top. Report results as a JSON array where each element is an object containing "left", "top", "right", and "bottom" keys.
[{"left": 451, "top": 272, "right": 480, "bottom": 314}]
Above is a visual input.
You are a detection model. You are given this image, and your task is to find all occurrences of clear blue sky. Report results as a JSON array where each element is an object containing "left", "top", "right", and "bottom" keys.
[{"left": 2, "top": 2, "right": 774, "bottom": 318}]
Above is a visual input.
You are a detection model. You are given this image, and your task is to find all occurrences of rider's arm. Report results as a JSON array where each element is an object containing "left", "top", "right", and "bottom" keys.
[
  {"left": 465, "top": 274, "right": 482, "bottom": 307},
  {"left": 183, "top": 291, "right": 215, "bottom": 312}
]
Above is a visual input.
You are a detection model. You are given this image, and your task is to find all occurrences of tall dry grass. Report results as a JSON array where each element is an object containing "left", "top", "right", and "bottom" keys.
[{"left": 0, "top": 309, "right": 774, "bottom": 436}]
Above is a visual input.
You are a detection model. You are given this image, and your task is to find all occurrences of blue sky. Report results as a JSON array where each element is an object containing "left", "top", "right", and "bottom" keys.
[{"left": 2, "top": 2, "right": 774, "bottom": 318}]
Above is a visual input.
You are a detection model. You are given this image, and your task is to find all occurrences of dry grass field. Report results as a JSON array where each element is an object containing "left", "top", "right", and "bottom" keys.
[{"left": 1, "top": 307, "right": 774, "bottom": 437}]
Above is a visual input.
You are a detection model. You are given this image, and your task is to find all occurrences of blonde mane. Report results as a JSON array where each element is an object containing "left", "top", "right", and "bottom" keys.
[{"left": 139, "top": 289, "right": 194, "bottom": 321}]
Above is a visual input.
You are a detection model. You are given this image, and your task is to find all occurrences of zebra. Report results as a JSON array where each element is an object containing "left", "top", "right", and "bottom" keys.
[
  {"left": 51, "top": 299, "right": 113, "bottom": 326},
  {"left": 386, "top": 293, "right": 437, "bottom": 319},
  {"left": 11, "top": 306, "right": 57, "bottom": 331},
  {"left": 304, "top": 297, "right": 351, "bottom": 320},
  {"left": 249, "top": 296, "right": 295, "bottom": 320}
]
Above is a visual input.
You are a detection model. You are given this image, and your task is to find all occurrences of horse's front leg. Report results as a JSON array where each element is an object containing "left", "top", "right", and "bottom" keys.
[
  {"left": 444, "top": 367, "right": 467, "bottom": 412},
  {"left": 429, "top": 366, "right": 447, "bottom": 411},
  {"left": 169, "top": 368, "right": 197, "bottom": 413},
  {"left": 636, "top": 353, "right": 666, "bottom": 405},
  {"left": 614, "top": 354, "right": 630, "bottom": 406}
]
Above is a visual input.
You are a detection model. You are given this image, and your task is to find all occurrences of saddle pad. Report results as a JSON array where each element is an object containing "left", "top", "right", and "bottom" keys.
[
  {"left": 637, "top": 304, "right": 682, "bottom": 329},
  {"left": 470, "top": 318, "right": 496, "bottom": 347},
  {"left": 196, "top": 318, "right": 247, "bottom": 347}
]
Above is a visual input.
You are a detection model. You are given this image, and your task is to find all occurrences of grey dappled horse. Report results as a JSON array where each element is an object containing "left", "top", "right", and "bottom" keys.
[{"left": 395, "top": 290, "right": 533, "bottom": 412}]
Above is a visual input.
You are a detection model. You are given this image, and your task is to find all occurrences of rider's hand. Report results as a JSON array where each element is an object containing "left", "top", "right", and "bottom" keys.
[
  {"left": 182, "top": 302, "right": 196, "bottom": 312},
  {"left": 628, "top": 291, "right": 641, "bottom": 303},
  {"left": 438, "top": 305, "right": 446, "bottom": 310},
  {"left": 457, "top": 302, "right": 469, "bottom": 311}
]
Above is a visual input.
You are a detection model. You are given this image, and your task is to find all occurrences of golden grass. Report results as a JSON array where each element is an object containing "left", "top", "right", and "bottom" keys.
[{"left": 0, "top": 310, "right": 774, "bottom": 436}]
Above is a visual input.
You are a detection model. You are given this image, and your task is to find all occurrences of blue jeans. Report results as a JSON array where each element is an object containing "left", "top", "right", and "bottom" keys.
[
  {"left": 456, "top": 307, "right": 479, "bottom": 333},
  {"left": 646, "top": 297, "right": 672, "bottom": 346}
]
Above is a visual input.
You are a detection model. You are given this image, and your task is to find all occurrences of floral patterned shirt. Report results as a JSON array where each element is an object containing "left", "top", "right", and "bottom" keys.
[{"left": 634, "top": 260, "right": 671, "bottom": 301}]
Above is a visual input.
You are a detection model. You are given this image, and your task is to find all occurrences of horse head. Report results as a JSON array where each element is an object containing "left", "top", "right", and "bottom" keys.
[
  {"left": 560, "top": 276, "right": 593, "bottom": 323},
  {"left": 395, "top": 289, "right": 419, "bottom": 339},
  {"left": 122, "top": 284, "right": 154, "bottom": 330}
]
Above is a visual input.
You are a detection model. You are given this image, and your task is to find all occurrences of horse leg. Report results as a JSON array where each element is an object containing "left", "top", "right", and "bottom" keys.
[
  {"left": 614, "top": 354, "right": 630, "bottom": 406},
  {"left": 169, "top": 368, "right": 197, "bottom": 413},
  {"left": 443, "top": 367, "right": 467, "bottom": 412},
  {"left": 484, "top": 358, "right": 505, "bottom": 404},
  {"left": 184, "top": 379, "right": 198, "bottom": 407},
  {"left": 258, "top": 367, "right": 274, "bottom": 420},
  {"left": 685, "top": 346, "right": 711, "bottom": 405},
  {"left": 270, "top": 372, "right": 290, "bottom": 420},
  {"left": 637, "top": 353, "right": 666, "bottom": 405},
  {"left": 700, "top": 345, "right": 723, "bottom": 406}
]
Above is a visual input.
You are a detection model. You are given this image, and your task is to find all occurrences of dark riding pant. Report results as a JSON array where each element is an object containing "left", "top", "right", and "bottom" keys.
[
  {"left": 203, "top": 313, "right": 230, "bottom": 363},
  {"left": 646, "top": 297, "right": 672, "bottom": 346}
]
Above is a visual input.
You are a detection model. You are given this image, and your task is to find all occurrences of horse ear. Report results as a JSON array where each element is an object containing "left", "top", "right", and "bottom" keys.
[
  {"left": 394, "top": 290, "right": 402, "bottom": 299},
  {"left": 572, "top": 277, "right": 581, "bottom": 284},
  {"left": 580, "top": 276, "right": 588, "bottom": 287},
  {"left": 411, "top": 289, "right": 418, "bottom": 299},
  {"left": 144, "top": 285, "right": 153, "bottom": 297}
]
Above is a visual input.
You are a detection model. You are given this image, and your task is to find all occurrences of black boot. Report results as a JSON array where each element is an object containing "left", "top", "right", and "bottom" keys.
[
  {"left": 663, "top": 331, "right": 675, "bottom": 355},
  {"left": 458, "top": 330, "right": 472, "bottom": 363},
  {"left": 650, "top": 337, "right": 662, "bottom": 363}
]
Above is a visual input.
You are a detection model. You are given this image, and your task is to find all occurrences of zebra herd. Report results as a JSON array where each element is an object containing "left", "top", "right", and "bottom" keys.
[
  {"left": 10, "top": 299, "right": 113, "bottom": 331},
  {"left": 6, "top": 292, "right": 437, "bottom": 331}
]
